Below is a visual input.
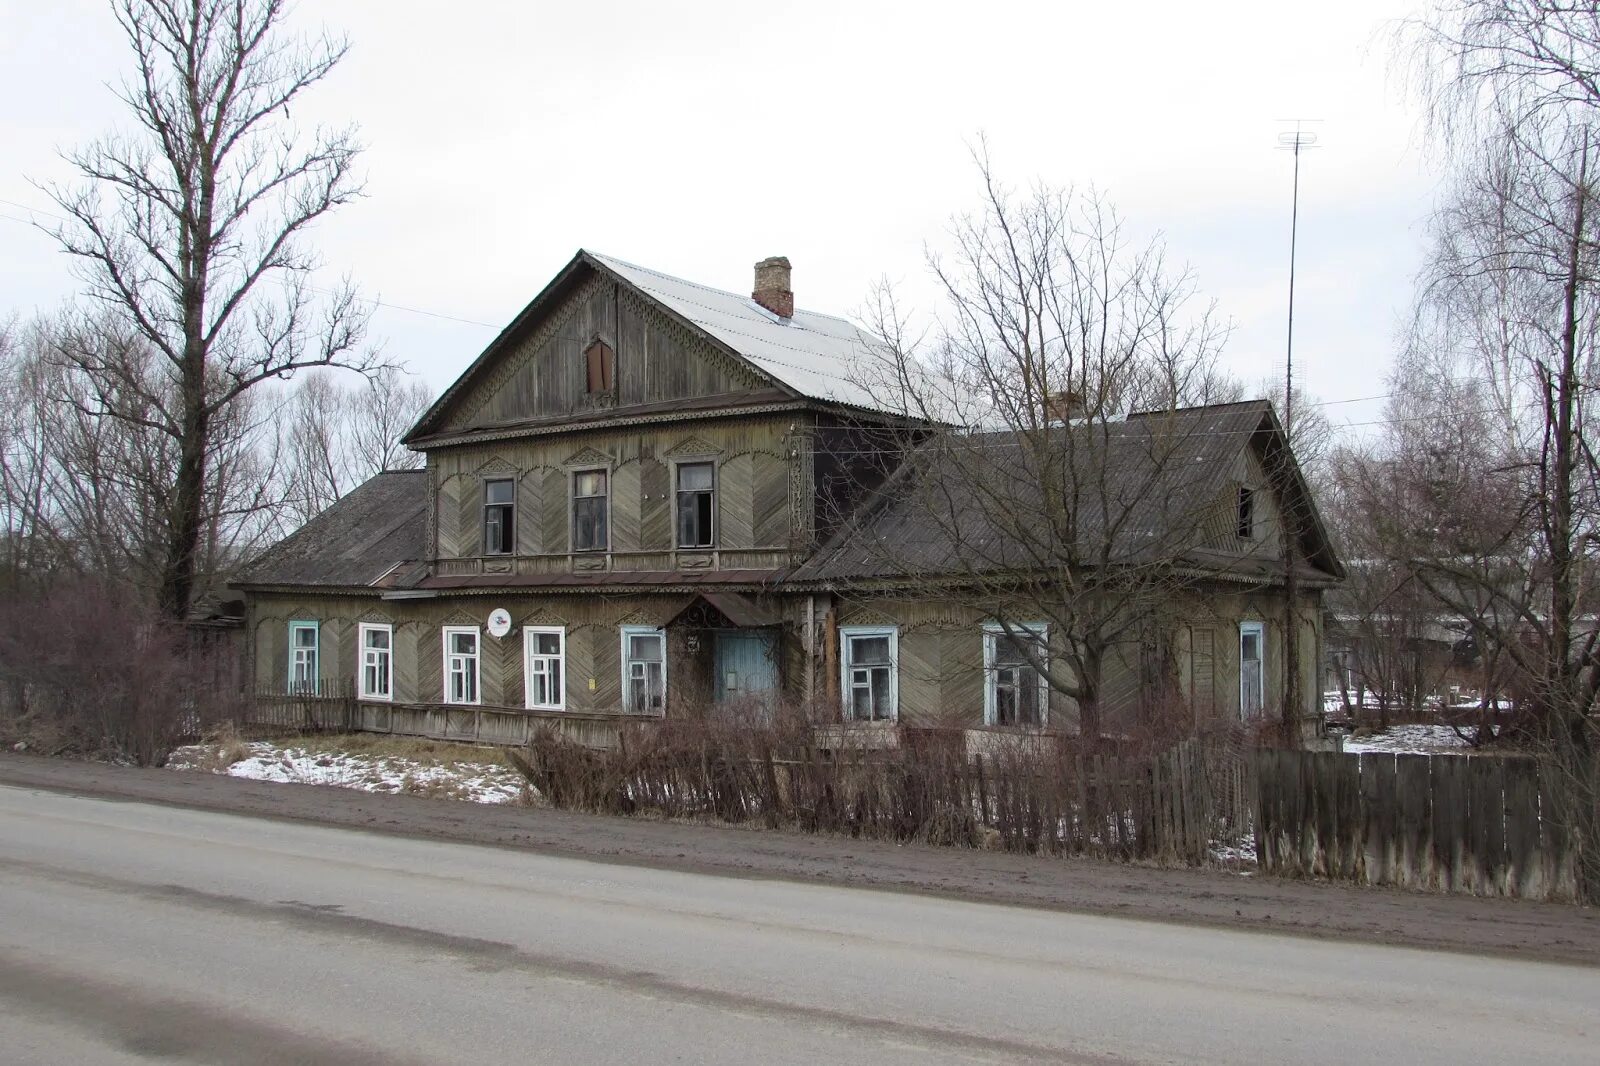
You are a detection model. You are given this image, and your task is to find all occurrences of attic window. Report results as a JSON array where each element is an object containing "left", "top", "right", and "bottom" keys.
[
  {"left": 1236, "top": 486, "right": 1255, "bottom": 540},
  {"left": 585, "top": 338, "right": 614, "bottom": 393}
]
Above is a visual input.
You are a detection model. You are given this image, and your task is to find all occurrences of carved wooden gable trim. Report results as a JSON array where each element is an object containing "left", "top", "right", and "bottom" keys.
[
  {"left": 562, "top": 446, "right": 612, "bottom": 469},
  {"left": 664, "top": 435, "right": 720, "bottom": 459}
]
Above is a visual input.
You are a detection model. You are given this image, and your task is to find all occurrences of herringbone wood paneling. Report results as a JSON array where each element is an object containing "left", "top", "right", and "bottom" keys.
[
  {"left": 612, "top": 461, "right": 641, "bottom": 552},
  {"left": 393, "top": 622, "right": 420, "bottom": 703},
  {"left": 719, "top": 454, "right": 753, "bottom": 549},
  {"left": 541, "top": 469, "right": 568, "bottom": 552},
  {"left": 517, "top": 470, "right": 544, "bottom": 555},
  {"left": 752, "top": 452, "right": 788, "bottom": 546},
  {"left": 640, "top": 458, "right": 669, "bottom": 549}
]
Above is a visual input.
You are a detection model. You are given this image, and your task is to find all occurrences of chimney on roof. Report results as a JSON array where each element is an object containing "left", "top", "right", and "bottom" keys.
[
  {"left": 1044, "top": 389, "right": 1087, "bottom": 424},
  {"left": 753, "top": 256, "right": 794, "bottom": 319}
]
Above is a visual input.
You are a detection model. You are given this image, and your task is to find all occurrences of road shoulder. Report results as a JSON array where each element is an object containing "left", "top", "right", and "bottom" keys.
[{"left": 1, "top": 752, "right": 1594, "bottom": 966}]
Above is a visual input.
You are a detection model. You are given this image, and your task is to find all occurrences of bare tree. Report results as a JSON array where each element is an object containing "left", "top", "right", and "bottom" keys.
[
  {"left": 843, "top": 158, "right": 1260, "bottom": 741},
  {"left": 1389, "top": 0, "right": 1600, "bottom": 897},
  {"left": 283, "top": 367, "right": 427, "bottom": 525},
  {"left": 0, "top": 310, "right": 291, "bottom": 598},
  {"left": 36, "top": 0, "right": 383, "bottom": 621}
]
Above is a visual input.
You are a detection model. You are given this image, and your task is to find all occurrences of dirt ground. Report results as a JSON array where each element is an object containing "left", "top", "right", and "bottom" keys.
[{"left": 2, "top": 752, "right": 1595, "bottom": 966}]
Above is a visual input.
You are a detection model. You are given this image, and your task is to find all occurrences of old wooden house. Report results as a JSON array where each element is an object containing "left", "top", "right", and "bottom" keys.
[{"left": 233, "top": 251, "right": 1342, "bottom": 744}]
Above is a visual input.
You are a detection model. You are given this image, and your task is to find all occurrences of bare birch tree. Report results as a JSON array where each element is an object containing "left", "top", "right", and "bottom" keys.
[
  {"left": 36, "top": 0, "right": 382, "bottom": 620},
  {"left": 1388, "top": 0, "right": 1600, "bottom": 897}
]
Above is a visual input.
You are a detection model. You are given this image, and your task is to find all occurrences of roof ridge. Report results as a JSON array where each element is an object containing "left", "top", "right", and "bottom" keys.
[{"left": 587, "top": 250, "right": 859, "bottom": 328}]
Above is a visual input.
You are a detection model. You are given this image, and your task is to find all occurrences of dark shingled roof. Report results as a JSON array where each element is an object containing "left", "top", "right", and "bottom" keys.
[
  {"left": 792, "top": 400, "right": 1341, "bottom": 584},
  {"left": 233, "top": 470, "right": 427, "bottom": 590}
]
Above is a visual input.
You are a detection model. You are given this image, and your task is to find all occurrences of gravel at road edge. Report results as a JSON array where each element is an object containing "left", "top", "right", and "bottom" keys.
[{"left": 2, "top": 752, "right": 1594, "bottom": 966}]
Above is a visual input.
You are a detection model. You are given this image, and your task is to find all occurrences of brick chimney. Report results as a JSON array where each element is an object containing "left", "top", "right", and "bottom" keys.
[{"left": 752, "top": 256, "right": 793, "bottom": 318}]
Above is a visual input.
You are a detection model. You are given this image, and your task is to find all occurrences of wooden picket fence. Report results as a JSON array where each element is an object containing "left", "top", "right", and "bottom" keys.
[
  {"left": 1256, "top": 750, "right": 1579, "bottom": 901},
  {"left": 246, "top": 680, "right": 357, "bottom": 733}
]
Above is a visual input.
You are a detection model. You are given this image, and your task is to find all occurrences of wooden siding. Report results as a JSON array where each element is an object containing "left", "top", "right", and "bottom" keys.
[
  {"left": 250, "top": 593, "right": 696, "bottom": 716},
  {"left": 438, "top": 275, "right": 769, "bottom": 433},
  {"left": 832, "top": 589, "right": 1324, "bottom": 732},
  {"left": 1201, "top": 447, "right": 1286, "bottom": 556},
  {"left": 428, "top": 416, "right": 804, "bottom": 569}
]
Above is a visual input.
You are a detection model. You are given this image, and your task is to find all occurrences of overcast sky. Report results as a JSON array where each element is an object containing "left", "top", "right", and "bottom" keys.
[{"left": 1, "top": 0, "right": 1441, "bottom": 434}]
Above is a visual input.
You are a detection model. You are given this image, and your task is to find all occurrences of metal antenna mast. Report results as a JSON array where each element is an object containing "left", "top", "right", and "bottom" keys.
[
  {"left": 1275, "top": 119, "right": 1318, "bottom": 742},
  {"left": 1277, "top": 121, "right": 1319, "bottom": 441}
]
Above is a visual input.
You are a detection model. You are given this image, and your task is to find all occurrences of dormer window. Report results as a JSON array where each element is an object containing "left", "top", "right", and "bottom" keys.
[
  {"left": 585, "top": 337, "right": 614, "bottom": 393},
  {"left": 1236, "top": 486, "right": 1255, "bottom": 540}
]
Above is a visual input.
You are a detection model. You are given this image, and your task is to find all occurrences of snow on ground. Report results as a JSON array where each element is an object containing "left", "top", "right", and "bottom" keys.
[
  {"left": 168, "top": 740, "right": 527, "bottom": 804},
  {"left": 1208, "top": 831, "right": 1257, "bottom": 869},
  {"left": 1339, "top": 724, "right": 1474, "bottom": 756}
]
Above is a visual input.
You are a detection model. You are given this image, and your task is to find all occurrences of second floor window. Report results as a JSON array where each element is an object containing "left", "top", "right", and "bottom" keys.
[
  {"left": 573, "top": 470, "right": 608, "bottom": 552},
  {"left": 484, "top": 478, "right": 514, "bottom": 555},
  {"left": 676, "top": 462, "right": 715, "bottom": 548}
]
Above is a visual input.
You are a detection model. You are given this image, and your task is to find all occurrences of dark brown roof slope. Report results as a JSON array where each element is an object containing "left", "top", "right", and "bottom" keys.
[
  {"left": 793, "top": 400, "right": 1341, "bottom": 584},
  {"left": 232, "top": 470, "right": 427, "bottom": 590}
]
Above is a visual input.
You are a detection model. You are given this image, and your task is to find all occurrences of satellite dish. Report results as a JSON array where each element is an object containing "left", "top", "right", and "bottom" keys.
[{"left": 486, "top": 608, "right": 512, "bottom": 639}]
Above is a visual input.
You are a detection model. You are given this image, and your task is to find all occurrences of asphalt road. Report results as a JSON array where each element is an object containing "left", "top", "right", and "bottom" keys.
[{"left": 0, "top": 783, "right": 1594, "bottom": 1065}]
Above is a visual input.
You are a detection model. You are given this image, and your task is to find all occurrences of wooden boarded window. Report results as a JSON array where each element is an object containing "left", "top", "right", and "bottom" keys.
[
  {"left": 1190, "top": 626, "right": 1215, "bottom": 718},
  {"left": 585, "top": 338, "right": 614, "bottom": 393}
]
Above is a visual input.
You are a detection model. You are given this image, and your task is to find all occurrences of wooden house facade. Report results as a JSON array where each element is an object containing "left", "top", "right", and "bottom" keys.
[{"left": 234, "top": 251, "right": 1341, "bottom": 745}]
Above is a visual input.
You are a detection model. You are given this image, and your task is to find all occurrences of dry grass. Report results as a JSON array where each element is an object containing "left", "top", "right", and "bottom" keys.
[
  {"left": 189, "top": 724, "right": 252, "bottom": 772},
  {"left": 305, "top": 733, "right": 510, "bottom": 766}
]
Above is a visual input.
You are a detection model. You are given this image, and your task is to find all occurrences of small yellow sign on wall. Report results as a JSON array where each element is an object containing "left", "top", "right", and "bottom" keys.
[{"left": 588, "top": 677, "right": 597, "bottom": 691}]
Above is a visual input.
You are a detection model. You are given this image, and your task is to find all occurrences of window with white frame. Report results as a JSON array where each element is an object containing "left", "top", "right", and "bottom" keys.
[
  {"left": 288, "top": 621, "right": 319, "bottom": 694},
  {"left": 443, "top": 626, "right": 481, "bottom": 705},
  {"left": 621, "top": 626, "right": 666, "bottom": 714},
  {"left": 1239, "top": 621, "right": 1265, "bottom": 719},
  {"left": 359, "top": 623, "right": 393, "bottom": 701},
  {"left": 841, "top": 626, "right": 897, "bottom": 721},
  {"left": 524, "top": 626, "right": 565, "bottom": 710},
  {"left": 984, "top": 623, "right": 1049, "bottom": 727}
]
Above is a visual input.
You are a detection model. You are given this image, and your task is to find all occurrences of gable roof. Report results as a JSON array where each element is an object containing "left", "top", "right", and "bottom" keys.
[
  {"left": 792, "top": 400, "right": 1343, "bottom": 585},
  {"left": 586, "top": 252, "right": 887, "bottom": 410},
  {"left": 232, "top": 470, "right": 428, "bottom": 590},
  {"left": 405, "top": 250, "right": 898, "bottom": 444}
]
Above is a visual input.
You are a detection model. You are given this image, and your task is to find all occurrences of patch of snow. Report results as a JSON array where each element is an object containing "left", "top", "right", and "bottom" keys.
[
  {"left": 1340, "top": 724, "right": 1474, "bottom": 756},
  {"left": 167, "top": 741, "right": 525, "bottom": 804},
  {"left": 1209, "top": 831, "right": 1257, "bottom": 867}
]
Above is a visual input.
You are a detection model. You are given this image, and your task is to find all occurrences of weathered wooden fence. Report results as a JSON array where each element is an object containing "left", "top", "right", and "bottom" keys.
[
  {"left": 1256, "top": 751, "right": 1579, "bottom": 901},
  {"left": 246, "top": 681, "right": 357, "bottom": 733}
]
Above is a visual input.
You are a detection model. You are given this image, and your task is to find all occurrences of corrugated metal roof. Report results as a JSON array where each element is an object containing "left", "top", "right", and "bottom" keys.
[{"left": 588, "top": 252, "right": 890, "bottom": 412}]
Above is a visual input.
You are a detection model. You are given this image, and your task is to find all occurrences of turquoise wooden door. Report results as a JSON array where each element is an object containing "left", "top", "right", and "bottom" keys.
[{"left": 714, "top": 630, "right": 778, "bottom": 707}]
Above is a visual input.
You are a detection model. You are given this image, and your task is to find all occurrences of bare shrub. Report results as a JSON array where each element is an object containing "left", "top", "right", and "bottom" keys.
[
  {"left": 508, "top": 704, "right": 1240, "bottom": 864},
  {"left": 0, "top": 579, "right": 243, "bottom": 766}
]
